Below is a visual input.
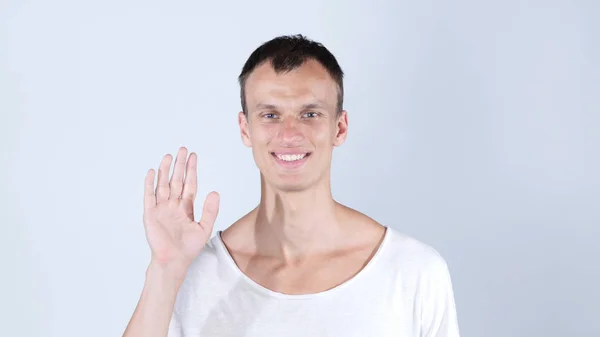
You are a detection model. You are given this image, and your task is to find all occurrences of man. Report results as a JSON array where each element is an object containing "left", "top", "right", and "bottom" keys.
[{"left": 123, "top": 34, "right": 460, "bottom": 337}]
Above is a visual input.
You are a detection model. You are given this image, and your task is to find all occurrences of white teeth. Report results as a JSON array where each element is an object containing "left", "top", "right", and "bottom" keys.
[{"left": 276, "top": 153, "right": 307, "bottom": 161}]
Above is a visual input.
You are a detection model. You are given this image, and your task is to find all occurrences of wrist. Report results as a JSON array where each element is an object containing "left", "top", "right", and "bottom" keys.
[{"left": 145, "top": 260, "right": 189, "bottom": 287}]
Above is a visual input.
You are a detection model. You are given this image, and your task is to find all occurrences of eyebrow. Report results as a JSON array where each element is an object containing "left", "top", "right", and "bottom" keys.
[{"left": 254, "top": 102, "right": 326, "bottom": 110}]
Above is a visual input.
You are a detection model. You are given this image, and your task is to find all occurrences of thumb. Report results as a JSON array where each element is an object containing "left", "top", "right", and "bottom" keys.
[{"left": 198, "top": 191, "right": 220, "bottom": 230}]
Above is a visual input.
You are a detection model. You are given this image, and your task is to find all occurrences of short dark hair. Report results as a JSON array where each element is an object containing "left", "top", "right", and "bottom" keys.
[{"left": 238, "top": 34, "right": 344, "bottom": 116}]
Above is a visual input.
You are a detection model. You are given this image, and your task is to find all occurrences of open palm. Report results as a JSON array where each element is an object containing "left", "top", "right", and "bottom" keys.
[{"left": 143, "top": 147, "right": 220, "bottom": 268}]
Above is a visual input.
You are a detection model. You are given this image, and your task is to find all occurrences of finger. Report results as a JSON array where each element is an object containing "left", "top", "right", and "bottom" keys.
[
  {"left": 181, "top": 152, "right": 198, "bottom": 201},
  {"left": 143, "top": 168, "right": 156, "bottom": 211},
  {"left": 198, "top": 191, "right": 220, "bottom": 231},
  {"left": 156, "top": 154, "right": 173, "bottom": 203},
  {"left": 169, "top": 147, "right": 188, "bottom": 199}
]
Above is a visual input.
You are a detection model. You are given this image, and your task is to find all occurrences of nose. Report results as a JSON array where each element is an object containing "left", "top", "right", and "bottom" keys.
[{"left": 278, "top": 118, "right": 304, "bottom": 144}]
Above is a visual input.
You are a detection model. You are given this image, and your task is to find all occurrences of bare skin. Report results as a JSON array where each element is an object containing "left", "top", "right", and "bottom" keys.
[
  {"left": 123, "top": 59, "right": 386, "bottom": 336},
  {"left": 141, "top": 148, "right": 220, "bottom": 269},
  {"left": 222, "top": 59, "right": 386, "bottom": 294},
  {"left": 221, "top": 205, "right": 386, "bottom": 295},
  {"left": 122, "top": 147, "right": 220, "bottom": 337}
]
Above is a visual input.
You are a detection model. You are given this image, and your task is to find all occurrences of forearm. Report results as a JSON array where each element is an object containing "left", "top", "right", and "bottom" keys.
[{"left": 123, "top": 262, "right": 187, "bottom": 337}]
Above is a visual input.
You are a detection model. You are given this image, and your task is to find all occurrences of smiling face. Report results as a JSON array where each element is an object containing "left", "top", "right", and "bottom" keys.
[{"left": 238, "top": 58, "right": 348, "bottom": 192}]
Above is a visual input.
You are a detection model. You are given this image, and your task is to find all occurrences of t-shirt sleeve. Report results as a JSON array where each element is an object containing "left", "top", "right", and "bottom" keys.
[
  {"left": 167, "top": 309, "right": 183, "bottom": 337},
  {"left": 420, "top": 257, "right": 461, "bottom": 337}
]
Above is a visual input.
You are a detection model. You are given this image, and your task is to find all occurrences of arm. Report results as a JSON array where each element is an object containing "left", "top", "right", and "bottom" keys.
[
  {"left": 122, "top": 147, "right": 220, "bottom": 337},
  {"left": 123, "top": 263, "right": 186, "bottom": 337}
]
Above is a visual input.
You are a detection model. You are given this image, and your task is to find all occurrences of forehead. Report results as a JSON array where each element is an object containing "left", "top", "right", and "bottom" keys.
[{"left": 244, "top": 59, "right": 338, "bottom": 109}]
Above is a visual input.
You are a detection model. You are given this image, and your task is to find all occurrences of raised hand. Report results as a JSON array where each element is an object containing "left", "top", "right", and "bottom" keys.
[{"left": 143, "top": 147, "right": 220, "bottom": 269}]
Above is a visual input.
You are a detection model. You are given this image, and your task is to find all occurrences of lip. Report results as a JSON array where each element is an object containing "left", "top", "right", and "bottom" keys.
[
  {"left": 271, "top": 152, "right": 311, "bottom": 169},
  {"left": 272, "top": 150, "right": 311, "bottom": 155}
]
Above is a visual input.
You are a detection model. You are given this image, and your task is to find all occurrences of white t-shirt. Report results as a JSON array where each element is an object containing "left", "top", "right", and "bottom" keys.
[{"left": 167, "top": 226, "right": 460, "bottom": 337}]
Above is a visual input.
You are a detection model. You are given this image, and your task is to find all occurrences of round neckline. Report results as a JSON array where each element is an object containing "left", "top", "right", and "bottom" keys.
[{"left": 214, "top": 226, "right": 391, "bottom": 300}]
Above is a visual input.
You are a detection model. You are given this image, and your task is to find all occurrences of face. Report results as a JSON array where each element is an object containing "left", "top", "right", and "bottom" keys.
[{"left": 238, "top": 59, "right": 348, "bottom": 192}]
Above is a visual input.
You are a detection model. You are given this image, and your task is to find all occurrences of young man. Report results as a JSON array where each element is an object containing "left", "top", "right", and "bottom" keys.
[{"left": 123, "top": 35, "right": 460, "bottom": 337}]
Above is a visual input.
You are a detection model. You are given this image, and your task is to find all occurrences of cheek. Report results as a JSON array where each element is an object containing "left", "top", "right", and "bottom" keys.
[
  {"left": 309, "top": 124, "right": 336, "bottom": 143},
  {"left": 248, "top": 125, "right": 280, "bottom": 152}
]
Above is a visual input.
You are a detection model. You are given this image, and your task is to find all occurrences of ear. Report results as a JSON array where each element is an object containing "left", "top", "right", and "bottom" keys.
[
  {"left": 333, "top": 110, "right": 348, "bottom": 147},
  {"left": 238, "top": 111, "right": 252, "bottom": 147}
]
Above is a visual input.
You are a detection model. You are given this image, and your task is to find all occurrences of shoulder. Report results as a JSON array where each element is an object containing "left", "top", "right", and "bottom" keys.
[
  {"left": 172, "top": 232, "right": 236, "bottom": 312},
  {"left": 184, "top": 233, "right": 227, "bottom": 277},
  {"left": 381, "top": 229, "right": 461, "bottom": 335},
  {"left": 176, "top": 234, "right": 229, "bottom": 288},
  {"left": 380, "top": 226, "right": 452, "bottom": 280}
]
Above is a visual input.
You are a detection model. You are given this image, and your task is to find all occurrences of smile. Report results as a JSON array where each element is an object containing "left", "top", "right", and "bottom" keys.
[
  {"left": 273, "top": 152, "right": 309, "bottom": 161},
  {"left": 271, "top": 152, "right": 311, "bottom": 168}
]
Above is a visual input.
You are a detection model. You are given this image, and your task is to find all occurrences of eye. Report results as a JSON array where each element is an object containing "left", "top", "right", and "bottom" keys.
[
  {"left": 303, "top": 112, "right": 319, "bottom": 118},
  {"left": 263, "top": 113, "right": 278, "bottom": 119}
]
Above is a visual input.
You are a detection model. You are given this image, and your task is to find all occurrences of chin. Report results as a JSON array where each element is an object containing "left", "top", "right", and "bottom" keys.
[
  {"left": 286, "top": 180, "right": 317, "bottom": 191},
  {"left": 271, "top": 177, "right": 310, "bottom": 192},
  {"left": 257, "top": 156, "right": 325, "bottom": 192},
  {"left": 259, "top": 173, "right": 313, "bottom": 193}
]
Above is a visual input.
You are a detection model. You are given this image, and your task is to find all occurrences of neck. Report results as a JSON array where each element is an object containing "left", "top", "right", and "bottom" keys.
[{"left": 252, "top": 174, "right": 345, "bottom": 262}]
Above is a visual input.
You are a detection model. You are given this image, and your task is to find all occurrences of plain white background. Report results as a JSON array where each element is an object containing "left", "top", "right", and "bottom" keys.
[{"left": 1, "top": 0, "right": 598, "bottom": 336}]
